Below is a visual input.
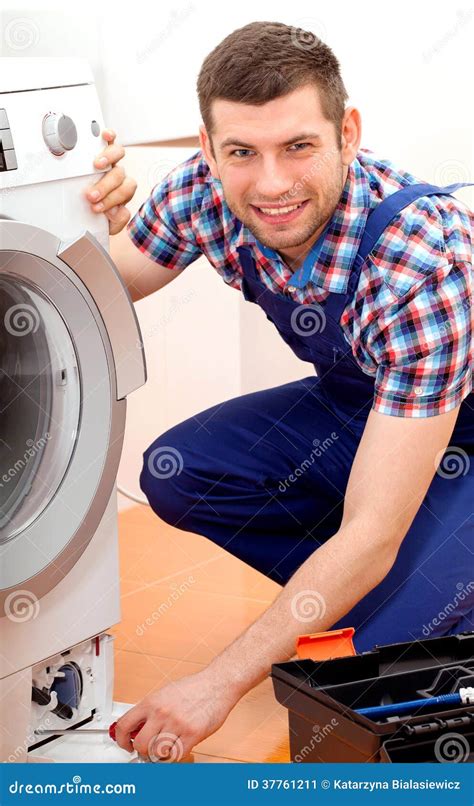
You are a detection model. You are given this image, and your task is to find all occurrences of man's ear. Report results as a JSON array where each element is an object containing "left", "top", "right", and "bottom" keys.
[
  {"left": 340, "top": 106, "right": 362, "bottom": 167},
  {"left": 199, "top": 124, "right": 220, "bottom": 179}
]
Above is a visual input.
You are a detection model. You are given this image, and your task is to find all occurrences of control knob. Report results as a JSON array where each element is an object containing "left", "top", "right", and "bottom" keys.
[{"left": 42, "top": 113, "right": 77, "bottom": 156}]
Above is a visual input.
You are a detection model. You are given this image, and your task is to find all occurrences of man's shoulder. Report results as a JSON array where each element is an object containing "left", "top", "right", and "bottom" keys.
[
  {"left": 157, "top": 149, "right": 227, "bottom": 219},
  {"left": 358, "top": 149, "right": 472, "bottom": 298},
  {"left": 358, "top": 148, "right": 471, "bottom": 223},
  {"left": 157, "top": 149, "right": 209, "bottom": 200}
]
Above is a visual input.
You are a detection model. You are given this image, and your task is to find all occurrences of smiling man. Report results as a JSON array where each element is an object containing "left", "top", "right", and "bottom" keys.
[{"left": 85, "top": 21, "right": 473, "bottom": 761}]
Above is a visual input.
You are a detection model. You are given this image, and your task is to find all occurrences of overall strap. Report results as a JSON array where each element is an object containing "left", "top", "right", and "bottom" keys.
[
  {"left": 340, "top": 180, "right": 473, "bottom": 315},
  {"left": 355, "top": 182, "right": 473, "bottom": 268},
  {"left": 236, "top": 244, "right": 259, "bottom": 281}
]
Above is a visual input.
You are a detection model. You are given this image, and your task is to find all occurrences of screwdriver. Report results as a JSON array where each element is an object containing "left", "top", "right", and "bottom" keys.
[{"left": 34, "top": 720, "right": 145, "bottom": 742}]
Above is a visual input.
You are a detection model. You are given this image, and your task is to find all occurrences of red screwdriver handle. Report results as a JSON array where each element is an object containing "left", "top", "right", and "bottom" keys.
[{"left": 109, "top": 720, "right": 146, "bottom": 742}]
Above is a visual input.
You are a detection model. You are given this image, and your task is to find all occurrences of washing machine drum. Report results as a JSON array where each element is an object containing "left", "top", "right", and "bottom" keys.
[
  {"left": 0, "top": 275, "right": 80, "bottom": 539},
  {"left": 0, "top": 220, "right": 145, "bottom": 607}
]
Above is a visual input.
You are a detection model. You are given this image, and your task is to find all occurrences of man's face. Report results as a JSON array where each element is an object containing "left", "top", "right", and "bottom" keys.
[{"left": 200, "top": 84, "right": 349, "bottom": 264}]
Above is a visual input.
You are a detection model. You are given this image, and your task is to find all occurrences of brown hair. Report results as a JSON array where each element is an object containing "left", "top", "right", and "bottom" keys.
[{"left": 197, "top": 21, "right": 349, "bottom": 149}]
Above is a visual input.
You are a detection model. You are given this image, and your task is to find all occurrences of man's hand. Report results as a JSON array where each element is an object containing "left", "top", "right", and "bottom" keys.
[
  {"left": 85, "top": 129, "right": 137, "bottom": 235},
  {"left": 113, "top": 668, "right": 243, "bottom": 761}
]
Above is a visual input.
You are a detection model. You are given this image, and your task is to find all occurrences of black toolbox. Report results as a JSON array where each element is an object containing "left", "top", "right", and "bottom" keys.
[{"left": 271, "top": 629, "right": 474, "bottom": 763}]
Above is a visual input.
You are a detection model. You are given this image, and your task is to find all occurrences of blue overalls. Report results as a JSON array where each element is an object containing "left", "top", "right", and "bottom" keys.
[{"left": 140, "top": 182, "right": 473, "bottom": 652}]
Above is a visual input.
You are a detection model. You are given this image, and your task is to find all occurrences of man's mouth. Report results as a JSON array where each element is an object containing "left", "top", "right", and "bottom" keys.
[{"left": 250, "top": 200, "right": 309, "bottom": 223}]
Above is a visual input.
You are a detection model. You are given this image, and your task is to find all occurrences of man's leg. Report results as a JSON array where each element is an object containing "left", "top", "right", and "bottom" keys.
[
  {"left": 140, "top": 376, "right": 473, "bottom": 650},
  {"left": 140, "top": 376, "right": 363, "bottom": 584}
]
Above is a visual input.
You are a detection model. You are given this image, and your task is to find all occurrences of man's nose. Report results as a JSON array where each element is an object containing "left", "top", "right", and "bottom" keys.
[{"left": 253, "top": 157, "right": 294, "bottom": 200}]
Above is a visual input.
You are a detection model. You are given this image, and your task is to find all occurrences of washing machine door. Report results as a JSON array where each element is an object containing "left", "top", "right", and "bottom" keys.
[{"left": 0, "top": 221, "right": 146, "bottom": 610}]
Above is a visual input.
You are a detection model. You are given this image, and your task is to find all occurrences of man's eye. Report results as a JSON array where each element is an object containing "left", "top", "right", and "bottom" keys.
[
  {"left": 231, "top": 149, "right": 254, "bottom": 158},
  {"left": 288, "top": 142, "right": 311, "bottom": 152}
]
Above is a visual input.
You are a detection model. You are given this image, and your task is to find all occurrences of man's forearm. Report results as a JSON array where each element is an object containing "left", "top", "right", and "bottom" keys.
[
  {"left": 109, "top": 227, "right": 183, "bottom": 302},
  {"left": 207, "top": 519, "right": 398, "bottom": 697}
]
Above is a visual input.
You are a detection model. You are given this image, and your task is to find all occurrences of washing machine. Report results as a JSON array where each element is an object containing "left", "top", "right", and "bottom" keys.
[{"left": 0, "top": 58, "right": 147, "bottom": 762}]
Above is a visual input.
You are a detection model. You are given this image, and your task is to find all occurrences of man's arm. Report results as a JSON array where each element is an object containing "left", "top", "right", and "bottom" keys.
[{"left": 109, "top": 226, "right": 185, "bottom": 302}]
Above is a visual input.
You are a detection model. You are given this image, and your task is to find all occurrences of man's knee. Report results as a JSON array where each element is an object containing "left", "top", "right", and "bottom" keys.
[{"left": 140, "top": 434, "right": 191, "bottom": 525}]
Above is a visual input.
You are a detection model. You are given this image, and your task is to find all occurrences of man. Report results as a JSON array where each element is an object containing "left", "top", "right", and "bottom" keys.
[{"left": 85, "top": 22, "right": 473, "bottom": 761}]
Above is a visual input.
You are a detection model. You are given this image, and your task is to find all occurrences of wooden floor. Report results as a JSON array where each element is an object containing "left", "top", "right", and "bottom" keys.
[{"left": 111, "top": 505, "right": 291, "bottom": 763}]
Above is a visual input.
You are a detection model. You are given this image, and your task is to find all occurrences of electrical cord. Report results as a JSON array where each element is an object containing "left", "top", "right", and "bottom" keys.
[{"left": 116, "top": 484, "right": 150, "bottom": 506}]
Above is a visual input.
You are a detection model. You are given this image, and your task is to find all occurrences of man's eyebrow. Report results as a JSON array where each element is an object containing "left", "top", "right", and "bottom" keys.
[{"left": 219, "top": 132, "right": 322, "bottom": 150}]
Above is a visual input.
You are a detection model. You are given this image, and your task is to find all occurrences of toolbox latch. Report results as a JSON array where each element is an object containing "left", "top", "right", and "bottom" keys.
[
  {"left": 296, "top": 627, "right": 356, "bottom": 661},
  {"left": 403, "top": 712, "right": 474, "bottom": 737}
]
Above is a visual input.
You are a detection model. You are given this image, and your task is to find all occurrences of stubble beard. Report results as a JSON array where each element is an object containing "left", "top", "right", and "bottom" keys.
[{"left": 225, "top": 165, "right": 346, "bottom": 252}]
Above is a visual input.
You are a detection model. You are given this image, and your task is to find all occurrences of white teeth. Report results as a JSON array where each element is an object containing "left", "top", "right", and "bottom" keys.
[{"left": 258, "top": 203, "right": 302, "bottom": 216}]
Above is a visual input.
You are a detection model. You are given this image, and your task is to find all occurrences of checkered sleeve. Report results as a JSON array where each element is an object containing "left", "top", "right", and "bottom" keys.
[
  {"left": 126, "top": 155, "right": 203, "bottom": 270},
  {"left": 371, "top": 258, "right": 472, "bottom": 417}
]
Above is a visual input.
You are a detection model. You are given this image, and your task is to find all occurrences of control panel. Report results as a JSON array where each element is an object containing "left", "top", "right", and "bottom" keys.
[{"left": 0, "top": 83, "right": 108, "bottom": 189}]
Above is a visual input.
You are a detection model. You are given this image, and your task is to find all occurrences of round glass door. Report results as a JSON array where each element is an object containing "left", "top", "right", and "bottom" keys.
[{"left": 0, "top": 274, "right": 81, "bottom": 543}]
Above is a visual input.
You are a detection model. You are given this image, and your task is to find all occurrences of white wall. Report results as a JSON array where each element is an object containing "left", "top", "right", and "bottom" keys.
[
  {"left": 1, "top": 1, "right": 472, "bottom": 507},
  {"left": 3, "top": 1, "right": 472, "bottom": 162}
]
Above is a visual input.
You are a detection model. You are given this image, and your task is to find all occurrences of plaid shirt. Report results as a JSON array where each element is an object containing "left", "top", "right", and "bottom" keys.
[{"left": 127, "top": 148, "right": 472, "bottom": 418}]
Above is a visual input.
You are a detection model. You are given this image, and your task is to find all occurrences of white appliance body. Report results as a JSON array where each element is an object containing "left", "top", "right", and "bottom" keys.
[{"left": 0, "top": 59, "right": 146, "bottom": 762}]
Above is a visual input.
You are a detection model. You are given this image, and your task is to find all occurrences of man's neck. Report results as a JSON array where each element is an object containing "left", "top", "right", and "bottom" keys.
[{"left": 277, "top": 217, "right": 332, "bottom": 271}]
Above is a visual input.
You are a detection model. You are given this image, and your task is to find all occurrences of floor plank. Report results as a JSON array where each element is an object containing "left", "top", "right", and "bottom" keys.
[
  {"left": 117, "top": 506, "right": 280, "bottom": 599},
  {"left": 113, "top": 506, "right": 290, "bottom": 763}
]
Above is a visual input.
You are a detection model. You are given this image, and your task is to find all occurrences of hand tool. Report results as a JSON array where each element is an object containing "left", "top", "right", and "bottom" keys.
[
  {"left": 34, "top": 720, "right": 145, "bottom": 741},
  {"left": 355, "top": 686, "right": 474, "bottom": 719}
]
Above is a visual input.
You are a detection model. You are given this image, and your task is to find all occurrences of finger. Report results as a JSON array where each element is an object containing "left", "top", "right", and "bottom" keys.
[
  {"left": 132, "top": 724, "right": 173, "bottom": 760},
  {"left": 93, "top": 142, "right": 125, "bottom": 171},
  {"left": 101, "top": 128, "right": 116, "bottom": 143},
  {"left": 86, "top": 165, "right": 125, "bottom": 204},
  {"left": 113, "top": 708, "right": 148, "bottom": 752},
  {"left": 91, "top": 176, "right": 137, "bottom": 213},
  {"left": 108, "top": 205, "right": 131, "bottom": 236},
  {"left": 147, "top": 731, "right": 186, "bottom": 763}
]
